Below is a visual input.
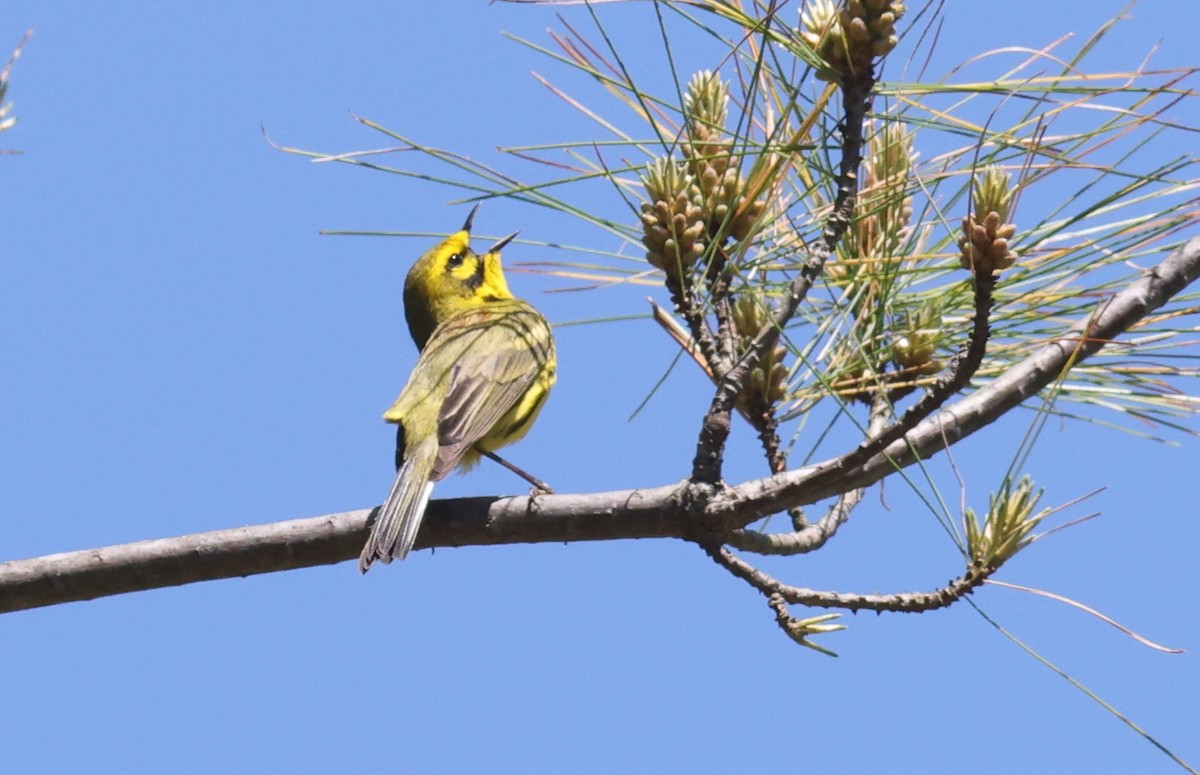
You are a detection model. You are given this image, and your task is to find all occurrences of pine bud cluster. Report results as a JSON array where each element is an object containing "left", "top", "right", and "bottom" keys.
[
  {"left": 800, "top": 0, "right": 906, "bottom": 78},
  {"left": 958, "top": 167, "right": 1017, "bottom": 275},
  {"left": 732, "top": 294, "right": 789, "bottom": 413}
]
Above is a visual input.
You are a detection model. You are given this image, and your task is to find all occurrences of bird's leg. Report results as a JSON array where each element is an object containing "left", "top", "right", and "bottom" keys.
[{"left": 480, "top": 450, "right": 553, "bottom": 494}]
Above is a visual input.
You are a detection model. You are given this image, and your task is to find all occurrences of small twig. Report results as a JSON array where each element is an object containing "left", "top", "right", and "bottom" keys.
[
  {"left": 754, "top": 412, "right": 789, "bottom": 475},
  {"left": 755, "top": 417, "right": 804, "bottom": 531},
  {"left": 662, "top": 265, "right": 727, "bottom": 382},
  {"left": 766, "top": 593, "right": 844, "bottom": 657},
  {"left": 726, "top": 487, "right": 862, "bottom": 555},
  {"left": 727, "top": 399, "right": 888, "bottom": 556},
  {"left": 706, "top": 243, "right": 739, "bottom": 368},
  {"left": 654, "top": 297, "right": 792, "bottom": 484},
  {"left": 705, "top": 543, "right": 989, "bottom": 613},
  {"left": 714, "top": 293, "right": 738, "bottom": 366}
]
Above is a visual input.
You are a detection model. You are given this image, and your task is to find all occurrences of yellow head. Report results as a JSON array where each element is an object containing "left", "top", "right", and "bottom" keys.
[{"left": 403, "top": 207, "right": 517, "bottom": 350}]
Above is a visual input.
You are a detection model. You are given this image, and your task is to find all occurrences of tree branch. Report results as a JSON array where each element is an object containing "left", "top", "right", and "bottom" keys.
[
  {"left": 0, "top": 486, "right": 684, "bottom": 614},
  {"left": 725, "top": 481, "right": 862, "bottom": 555},
  {"left": 705, "top": 543, "right": 988, "bottom": 613},
  {"left": 726, "top": 394, "right": 889, "bottom": 556},
  {"left": 1, "top": 237, "right": 1196, "bottom": 615}
]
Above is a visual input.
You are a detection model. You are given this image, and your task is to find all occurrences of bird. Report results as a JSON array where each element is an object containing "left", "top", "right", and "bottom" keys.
[{"left": 359, "top": 207, "right": 556, "bottom": 571}]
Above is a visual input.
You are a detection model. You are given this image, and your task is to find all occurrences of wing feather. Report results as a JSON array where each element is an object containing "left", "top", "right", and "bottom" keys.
[{"left": 407, "top": 303, "right": 551, "bottom": 481}]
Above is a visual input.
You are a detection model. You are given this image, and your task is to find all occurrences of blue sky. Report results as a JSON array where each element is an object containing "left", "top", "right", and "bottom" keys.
[{"left": 2, "top": 2, "right": 1197, "bottom": 773}]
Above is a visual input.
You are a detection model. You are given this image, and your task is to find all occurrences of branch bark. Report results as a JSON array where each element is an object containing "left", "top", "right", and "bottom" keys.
[{"left": 1, "top": 236, "right": 1197, "bottom": 615}]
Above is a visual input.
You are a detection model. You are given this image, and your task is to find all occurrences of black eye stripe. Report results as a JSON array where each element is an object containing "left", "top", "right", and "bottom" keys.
[{"left": 464, "top": 251, "right": 487, "bottom": 290}]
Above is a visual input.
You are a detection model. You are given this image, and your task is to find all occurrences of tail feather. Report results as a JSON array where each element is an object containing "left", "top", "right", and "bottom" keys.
[{"left": 359, "top": 440, "right": 436, "bottom": 572}]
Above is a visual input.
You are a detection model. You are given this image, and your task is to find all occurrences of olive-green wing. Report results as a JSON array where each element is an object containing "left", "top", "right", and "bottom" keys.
[{"left": 422, "top": 307, "right": 551, "bottom": 480}]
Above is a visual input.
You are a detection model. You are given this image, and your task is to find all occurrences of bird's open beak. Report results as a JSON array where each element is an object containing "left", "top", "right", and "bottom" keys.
[
  {"left": 486, "top": 231, "right": 519, "bottom": 254},
  {"left": 461, "top": 204, "right": 481, "bottom": 233}
]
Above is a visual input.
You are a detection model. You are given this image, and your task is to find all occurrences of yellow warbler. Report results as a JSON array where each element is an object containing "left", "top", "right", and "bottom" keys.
[{"left": 359, "top": 208, "right": 556, "bottom": 571}]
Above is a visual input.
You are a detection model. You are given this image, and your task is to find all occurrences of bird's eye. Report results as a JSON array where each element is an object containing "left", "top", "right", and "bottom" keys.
[{"left": 446, "top": 252, "right": 465, "bottom": 269}]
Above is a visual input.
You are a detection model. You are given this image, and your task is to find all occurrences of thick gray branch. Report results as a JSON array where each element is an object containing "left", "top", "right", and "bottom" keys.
[
  {"left": 0, "top": 486, "right": 683, "bottom": 614},
  {"left": 1, "top": 237, "right": 1197, "bottom": 614}
]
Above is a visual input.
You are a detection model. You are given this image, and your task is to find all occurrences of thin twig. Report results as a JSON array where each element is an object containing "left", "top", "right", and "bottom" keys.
[
  {"left": 705, "top": 543, "right": 988, "bottom": 613},
  {"left": 726, "top": 399, "right": 889, "bottom": 555},
  {"left": 725, "top": 487, "right": 862, "bottom": 555}
]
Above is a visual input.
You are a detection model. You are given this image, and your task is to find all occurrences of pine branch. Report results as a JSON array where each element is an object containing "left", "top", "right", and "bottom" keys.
[
  {"left": 0, "top": 237, "right": 1196, "bottom": 615},
  {"left": 710, "top": 235, "right": 1200, "bottom": 522},
  {"left": 690, "top": 64, "right": 877, "bottom": 484},
  {"left": 706, "top": 543, "right": 988, "bottom": 613}
]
